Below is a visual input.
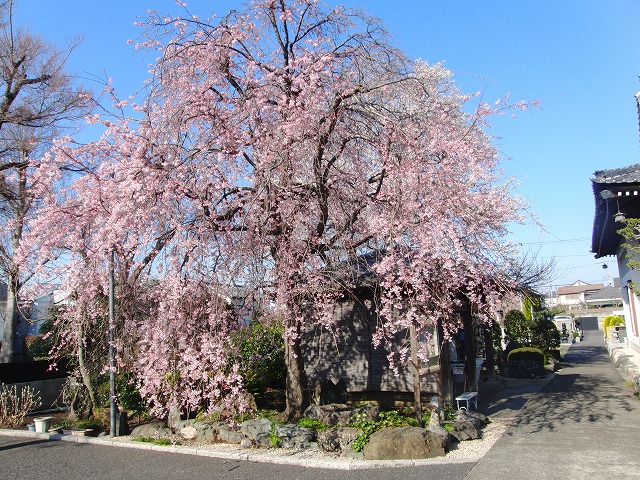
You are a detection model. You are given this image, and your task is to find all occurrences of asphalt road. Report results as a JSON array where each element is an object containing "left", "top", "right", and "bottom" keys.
[{"left": 467, "top": 330, "right": 640, "bottom": 479}]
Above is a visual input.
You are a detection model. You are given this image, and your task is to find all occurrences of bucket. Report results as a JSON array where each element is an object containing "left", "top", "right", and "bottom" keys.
[{"left": 34, "top": 417, "right": 52, "bottom": 433}]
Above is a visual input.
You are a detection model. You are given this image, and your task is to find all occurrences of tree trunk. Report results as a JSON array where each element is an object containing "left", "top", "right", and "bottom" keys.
[
  {"left": 281, "top": 316, "right": 309, "bottom": 422},
  {"left": 0, "top": 275, "right": 19, "bottom": 363}
]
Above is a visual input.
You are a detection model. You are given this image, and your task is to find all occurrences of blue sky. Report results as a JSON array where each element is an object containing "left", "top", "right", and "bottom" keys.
[{"left": 16, "top": 0, "right": 640, "bottom": 290}]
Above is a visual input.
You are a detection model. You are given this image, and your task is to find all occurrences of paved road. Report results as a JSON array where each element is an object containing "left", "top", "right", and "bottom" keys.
[
  {"left": 467, "top": 330, "right": 640, "bottom": 479},
  {"left": 2, "top": 330, "right": 638, "bottom": 479}
]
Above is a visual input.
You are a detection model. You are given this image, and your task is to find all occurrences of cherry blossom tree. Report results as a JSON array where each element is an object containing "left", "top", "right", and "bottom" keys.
[
  {"left": 0, "top": 0, "right": 91, "bottom": 363},
  {"left": 28, "top": 0, "right": 527, "bottom": 421}
]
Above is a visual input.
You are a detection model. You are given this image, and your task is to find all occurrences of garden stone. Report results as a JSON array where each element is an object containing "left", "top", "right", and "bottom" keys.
[
  {"left": 303, "top": 403, "right": 379, "bottom": 426},
  {"left": 240, "top": 418, "right": 273, "bottom": 441},
  {"left": 255, "top": 432, "right": 273, "bottom": 448},
  {"left": 180, "top": 425, "right": 198, "bottom": 440},
  {"left": 241, "top": 438, "right": 253, "bottom": 448},
  {"left": 273, "top": 424, "right": 315, "bottom": 448},
  {"left": 426, "top": 425, "right": 452, "bottom": 451},
  {"left": 427, "top": 407, "right": 445, "bottom": 428},
  {"left": 316, "top": 427, "right": 360, "bottom": 454},
  {"left": 448, "top": 410, "right": 489, "bottom": 442},
  {"left": 362, "top": 426, "right": 447, "bottom": 460},
  {"left": 130, "top": 422, "right": 171, "bottom": 439},
  {"left": 217, "top": 425, "right": 244, "bottom": 444}
]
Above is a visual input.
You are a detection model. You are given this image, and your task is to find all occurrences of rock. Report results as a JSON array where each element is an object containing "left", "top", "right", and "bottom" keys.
[
  {"left": 448, "top": 410, "right": 489, "bottom": 442},
  {"left": 362, "top": 426, "right": 447, "bottom": 460},
  {"left": 427, "top": 407, "right": 446, "bottom": 428},
  {"left": 316, "top": 427, "right": 360, "bottom": 454},
  {"left": 255, "top": 432, "right": 273, "bottom": 448},
  {"left": 426, "top": 425, "right": 452, "bottom": 451},
  {"left": 181, "top": 425, "right": 198, "bottom": 440},
  {"left": 240, "top": 418, "right": 273, "bottom": 441},
  {"left": 303, "top": 403, "right": 379, "bottom": 427},
  {"left": 130, "top": 422, "right": 171, "bottom": 439},
  {"left": 240, "top": 438, "right": 253, "bottom": 448},
  {"left": 273, "top": 424, "right": 315, "bottom": 448},
  {"left": 312, "top": 379, "right": 348, "bottom": 405},
  {"left": 116, "top": 411, "right": 130, "bottom": 436},
  {"left": 217, "top": 425, "right": 244, "bottom": 444}
]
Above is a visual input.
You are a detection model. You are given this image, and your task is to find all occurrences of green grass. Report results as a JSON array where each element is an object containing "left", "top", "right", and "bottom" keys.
[{"left": 132, "top": 437, "right": 173, "bottom": 446}]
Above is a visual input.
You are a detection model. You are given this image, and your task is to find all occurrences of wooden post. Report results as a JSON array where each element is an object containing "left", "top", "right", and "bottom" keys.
[
  {"left": 484, "top": 321, "right": 496, "bottom": 381},
  {"left": 462, "top": 311, "right": 477, "bottom": 391},
  {"left": 437, "top": 319, "right": 452, "bottom": 407},
  {"left": 410, "top": 321, "right": 422, "bottom": 427}
]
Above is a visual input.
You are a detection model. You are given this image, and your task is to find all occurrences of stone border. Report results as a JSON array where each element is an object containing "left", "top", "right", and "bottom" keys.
[{"left": 0, "top": 422, "right": 508, "bottom": 470}]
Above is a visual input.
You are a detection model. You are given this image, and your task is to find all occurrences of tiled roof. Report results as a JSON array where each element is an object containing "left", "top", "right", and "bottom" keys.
[
  {"left": 585, "top": 284, "right": 622, "bottom": 301},
  {"left": 557, "top": 284, "right": 604, "bottom": 295},
  {"left": 592, "top": 163, "right": 640, "bottom": 184}
]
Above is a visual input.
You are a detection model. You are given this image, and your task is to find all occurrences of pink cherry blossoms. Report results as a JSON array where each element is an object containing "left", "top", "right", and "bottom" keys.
[{"left": 25, "top": 0, "right": 528, "bottom": 420}]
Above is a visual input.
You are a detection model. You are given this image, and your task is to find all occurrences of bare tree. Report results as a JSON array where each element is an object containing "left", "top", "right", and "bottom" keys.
[{"left": 0, "top": 0, "right": 91, "bottom": 363}]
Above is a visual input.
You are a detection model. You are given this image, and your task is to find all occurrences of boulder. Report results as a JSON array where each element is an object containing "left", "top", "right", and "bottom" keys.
[
  {"left": 316, "top": 427, "right": 360, "bottom": 454},
  {"left": 130, "top": 422, "right": 171, "bottom": 439},
  {"left": 240, "top": 418, "right": 273, "bottom": 441},
  {"left": 448, "top": 410, "right": 489, "bottom": 442},
  {"left": 303, "top": 403, "right": 379, "bottom": 427},
  {"left": 363, "top": 426, "right": 447, "bottom": 460},
  {"left": 180, "top": 425, "right": 198, "bottom": 440},
  {"left": 217, "top": 424, "right": 244, "bottom": 444},
  {"left": 273, "top": 424, "right": 315, "bottom": 448}
]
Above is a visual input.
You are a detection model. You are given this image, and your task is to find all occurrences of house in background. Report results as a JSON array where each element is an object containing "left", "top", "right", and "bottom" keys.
[
  {"left": 591, "top": 162, "right": 640, "bottom": 354},
  {"left": 0, "top": 282, "right": 59, "bottom": 361},
  {"left": 556, "top": 281, "right": 605, "bottom": 309}
]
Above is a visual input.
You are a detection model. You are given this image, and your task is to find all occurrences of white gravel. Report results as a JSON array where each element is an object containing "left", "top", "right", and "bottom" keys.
[{"left": 1, "top": 419, "right": 511, "bottom": 470}]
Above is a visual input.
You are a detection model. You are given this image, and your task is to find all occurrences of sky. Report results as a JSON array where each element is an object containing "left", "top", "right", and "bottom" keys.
[{"left": 14, "top": 0, "right": 640, "bottom": 291}]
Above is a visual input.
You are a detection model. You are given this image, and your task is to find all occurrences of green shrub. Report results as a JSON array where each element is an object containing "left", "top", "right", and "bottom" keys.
[
  {"left": 297, "top": 417, "right": 329, "bottom": 431},
  {"left": 132, "top": 437, "right": 173, "bottom": 446},
  {"left": 507, "top": 347, "right": 545, "bottom": 367},
  {"left": 232, "top": 320, "right": 286, "bottom": 394},
  {"left": 603, "top": 315, "right": 624, "bottom": 337},
  {"left": 504, "top": 310, "right": 534, "bottom": 345},
  {"left": 530, "top": 319, "right": 561, "bottom": 351}
]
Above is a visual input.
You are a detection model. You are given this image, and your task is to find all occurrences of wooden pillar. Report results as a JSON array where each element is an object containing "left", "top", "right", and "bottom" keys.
[
  {"left": 410, "top": 321, "right": 422, "bottom": 426},
  {"left": 462, "top": 311, "right": 477, "bottom": 391},
  {"left": 437, "top": 319, "right": 453, "bottom": 406},
  {"left": 484, "top": 321, "right": 496, "bottom": 381}
]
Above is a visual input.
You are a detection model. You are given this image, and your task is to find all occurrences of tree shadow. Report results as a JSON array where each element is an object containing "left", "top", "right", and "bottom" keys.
[{"left": 0, "top": 439, "right": 52, "bottom": 451}]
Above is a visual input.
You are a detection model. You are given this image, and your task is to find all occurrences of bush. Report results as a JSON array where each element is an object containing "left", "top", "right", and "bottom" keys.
[
  {"left": 530, "top": 319, "right": 561, "bottom": 351},
  {"left": 602, "top": 315, "right": 624, "bottom": 337},
  {"left": 232, "top": 320, "right": 286, "bottom": 394},
  {"left": 0, "top": 383, "right": 41, "bottom": 428},
  {"left": 507, "top": 347, "right": 545, "bottom": 367},
  {"left": 504, "top": 310, "right": 533, "bottom": 345}
]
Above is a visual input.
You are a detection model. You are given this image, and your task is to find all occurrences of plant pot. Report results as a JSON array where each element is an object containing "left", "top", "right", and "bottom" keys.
[{"left": 34, "top": 417, "right": 52, "bottom": 433}]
